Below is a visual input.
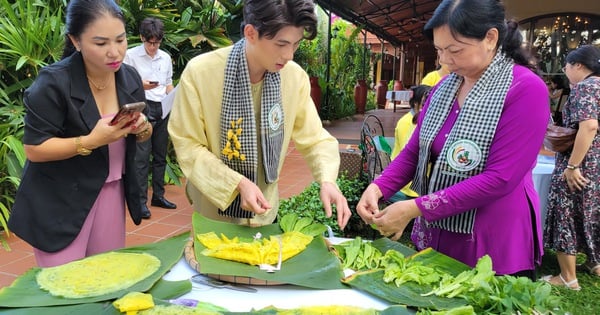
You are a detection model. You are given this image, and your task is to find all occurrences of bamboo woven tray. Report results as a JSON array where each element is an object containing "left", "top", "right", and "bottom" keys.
[{"left": 183, "top": 239, "right": 284, "bottom": 285}]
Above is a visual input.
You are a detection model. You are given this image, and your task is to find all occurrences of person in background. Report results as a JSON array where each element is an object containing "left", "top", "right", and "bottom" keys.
[
  {"left": 8, "top": 0, "right": 151, "bottom": 267},
  {"left": 421, "top": 57, "right": 450, "bottom": 86},
  {"left": 543, "top": 45, "right": 600, "bottom": 290},
  {"left": 356, "top": 0, "right": 549, "bottom": 279},
  {"left": 389, "top": 85, "right": 432, "bottom": 202},
  {"left": 168, "top": 0, "right": 351, "bottom": 229},
  {"left": 548, "top": 75, "right": 567, "bottom": 125},
  {"left": 124, "top": 17, "right": 176, "bottom": 219}
]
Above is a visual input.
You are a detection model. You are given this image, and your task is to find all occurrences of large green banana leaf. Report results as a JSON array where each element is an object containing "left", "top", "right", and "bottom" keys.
[
  {"left": 342, "top": 246, "right": 472, "bottom": 310},
  {"left": 0, "top": 278, "right": 192, "bottom": 315},
  {"left": 370, "top": 237, "right": 417, "bottom": 257},
  {"left": 192, "top": 213, "right": 346, "bottom": 290},
  {"left": 0, "top": 231, "right": 190, "bottom": 308}
]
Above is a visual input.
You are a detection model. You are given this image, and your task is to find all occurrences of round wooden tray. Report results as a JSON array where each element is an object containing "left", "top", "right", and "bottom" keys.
[{"left": 183, "top": 239, "right": 284, "bottom": 285}]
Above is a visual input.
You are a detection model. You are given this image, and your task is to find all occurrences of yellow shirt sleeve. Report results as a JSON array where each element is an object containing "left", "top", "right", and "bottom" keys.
[{"left": 421, "top": 70, "right": 441, "bottom": 86}]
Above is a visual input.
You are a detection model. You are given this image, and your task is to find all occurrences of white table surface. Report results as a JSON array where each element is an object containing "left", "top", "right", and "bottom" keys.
[
  {"left": 162, "top": 237, "right": 391, "bottom": 312},
  {"left": 532, "top": 154, "right": 555, "bottom": 228},
  {"left": 385, "top": 90, "right": 412, "bottom": 101}
]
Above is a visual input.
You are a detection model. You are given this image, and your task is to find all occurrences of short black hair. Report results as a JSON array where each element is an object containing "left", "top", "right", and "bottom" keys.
[
  {"left": 241, "top": 0, "right": 318, "bottom": 40},
  {"left": 139, "top": 17, "right": 165, "bottom": 42},
  {"left": 550, "top": 75, "right": 566, "bottom": 90},
  {"left": 410, "top": 85, "right": 432, "bottom": 109}
]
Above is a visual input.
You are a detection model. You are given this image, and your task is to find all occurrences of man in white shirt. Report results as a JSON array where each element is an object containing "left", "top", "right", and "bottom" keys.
[{"left": 124, "top": 17, "right": 176, "bottom": 219}]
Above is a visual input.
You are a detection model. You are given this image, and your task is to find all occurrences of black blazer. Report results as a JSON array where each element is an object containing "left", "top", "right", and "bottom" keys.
[{"left": 9, "top": 52, "right": 146, "bottom": 252}]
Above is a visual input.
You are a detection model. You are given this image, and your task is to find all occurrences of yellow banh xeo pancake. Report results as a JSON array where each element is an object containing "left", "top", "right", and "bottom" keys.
[
  {"left": 36, "top": 252, "right": 161, "bottom": 298},
  {"left": 197, "top": 231, "right": 313, "bottom": 265}
]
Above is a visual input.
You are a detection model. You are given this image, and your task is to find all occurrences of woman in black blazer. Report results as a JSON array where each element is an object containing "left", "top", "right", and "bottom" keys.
[{"left": 9, "top": 0, "right": 152, "bottom": 267}]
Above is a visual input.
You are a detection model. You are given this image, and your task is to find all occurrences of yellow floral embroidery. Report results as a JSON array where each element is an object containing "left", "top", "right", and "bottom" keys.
[{"left": 222, "top": 118, "right": 246, "bottom": 161}]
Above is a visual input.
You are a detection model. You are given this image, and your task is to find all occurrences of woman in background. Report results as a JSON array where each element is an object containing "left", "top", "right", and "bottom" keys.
[
  {"left": 543, "top": 45, "right": 600, "bottom": 290},
  {"left": 9, "top": 0, "right": 151, "bottom": 267},
  {"left": 548, "top": 75, "right": 567, "bottom": 125},
  {"left": 421, "top": 62, "right": 450, "bottom": 87},
  {"left": 389, "top": 85, "right": 431, "bottom": 202}
]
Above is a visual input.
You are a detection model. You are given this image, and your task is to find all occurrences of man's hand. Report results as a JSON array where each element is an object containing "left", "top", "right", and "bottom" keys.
[
  {"left": 237, "top": 177, "right": 271, "bottom": 214},
  {"left": 319, "top": 182, "right": 351, "bottom": 230}
]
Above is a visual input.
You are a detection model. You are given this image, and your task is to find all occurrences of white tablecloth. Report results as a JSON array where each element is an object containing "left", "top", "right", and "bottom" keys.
[
  {"left": 533, "top": 154, "right": 556, "bottom": 227},
  {"left": 162, "top": 237, "right": 390, "bottom": 312}
]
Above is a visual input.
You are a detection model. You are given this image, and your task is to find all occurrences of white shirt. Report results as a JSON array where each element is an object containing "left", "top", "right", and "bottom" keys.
[{"left": 123, "top": 45, "right": 173, "bottom": 103}]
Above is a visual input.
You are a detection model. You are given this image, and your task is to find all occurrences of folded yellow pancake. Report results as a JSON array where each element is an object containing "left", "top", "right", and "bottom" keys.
[
  {"left": 197, "top": 231, "right": 312, "bottom": 266},
  {"left": 36, "top": 252, "right": 161, "bottom": 298},
  {"left": 113, "top": 291, "right": 155, "bottom": 314}
]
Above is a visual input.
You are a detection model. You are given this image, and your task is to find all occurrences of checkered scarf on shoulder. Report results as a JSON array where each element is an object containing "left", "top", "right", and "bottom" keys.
[
  {"left": 411, "top": 50, "right": 513, "bottom": 234},
  {"left": 219, "top": 39, "right": 284, "bottom": 218}
]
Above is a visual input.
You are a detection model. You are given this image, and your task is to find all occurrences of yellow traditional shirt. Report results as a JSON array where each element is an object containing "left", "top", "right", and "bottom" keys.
[
  {"left": 169, "top": 45, "right": 340, "bottom": 226},
  {"left": 421, "top": 70, "right": 442, "bottom": 87},
  {"left": 391, "top": 111, "right": 418, "bottom": 198}
]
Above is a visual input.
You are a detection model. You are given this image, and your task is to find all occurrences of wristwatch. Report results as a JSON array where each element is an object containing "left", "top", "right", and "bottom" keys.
[{"left": 75, "top": 136, "right": 92, "bottom": 156}]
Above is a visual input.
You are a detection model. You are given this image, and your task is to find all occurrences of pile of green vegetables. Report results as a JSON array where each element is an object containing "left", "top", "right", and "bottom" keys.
[
  {"left": 278, "top": 213, "right": 328, "bottom": 237},
  {"left": 334, "top": 239, "right": 562, "bottom": 314}
]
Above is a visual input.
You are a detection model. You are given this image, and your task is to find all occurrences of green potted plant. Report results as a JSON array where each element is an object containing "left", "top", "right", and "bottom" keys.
[{"left": 295, "top": 37, "right": 326, "bottom": 114}]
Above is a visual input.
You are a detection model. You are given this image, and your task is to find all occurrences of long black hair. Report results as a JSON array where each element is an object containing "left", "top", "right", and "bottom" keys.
[
  {"left": 423, "top": 0, "right": 537, "bottom": 71},
  {"left": 61, "top": 0, "right": 125, "bottom": 59}
]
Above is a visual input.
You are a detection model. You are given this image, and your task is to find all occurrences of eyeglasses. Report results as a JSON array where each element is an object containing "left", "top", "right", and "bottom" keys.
[{"left": 144, "top": 40, "right": 162, "bottom": 47}]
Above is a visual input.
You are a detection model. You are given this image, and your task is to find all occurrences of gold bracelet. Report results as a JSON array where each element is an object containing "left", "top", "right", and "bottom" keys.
[{"left": 75, "top": 136, "right": 92, "bottom": 156}]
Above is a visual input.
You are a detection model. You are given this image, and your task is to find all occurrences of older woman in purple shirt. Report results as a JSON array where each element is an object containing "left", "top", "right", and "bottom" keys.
[{"left": 356, "top": 0, "right": 549, "bottom": 279}]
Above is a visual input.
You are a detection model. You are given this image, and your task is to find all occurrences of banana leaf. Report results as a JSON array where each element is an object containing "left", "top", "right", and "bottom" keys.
[
  {"left": 192, "top": 213, "right": 346, "bottom": 290},
  {"left": 343, "top": 269, "right": 466, "bottom": 310},
  {"left": 370, "top": 238, "right": 417, "bottom": 257},
  {"left": 0, "top": 231, "right": 190, "bottom": 308},
  {"left": 342, "top": 247, "right": 472, "bottom": 310},
  {"left": 0, "top": 279, "right": 192, "bottom": 315},
  {"left": 406, "top": 248, "right": 471, "bottom": 276}
]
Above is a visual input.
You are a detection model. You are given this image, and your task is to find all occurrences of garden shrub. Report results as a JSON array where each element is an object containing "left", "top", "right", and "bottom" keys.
[{"left": 278, "top": 174, "right": 379, "bottom": 239}]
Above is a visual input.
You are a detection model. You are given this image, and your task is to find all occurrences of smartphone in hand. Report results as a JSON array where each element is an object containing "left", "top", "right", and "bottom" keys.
[
  {"left": 149, "top": 81, "right": 159, "bottom": 85},
  {"left": 109, "top": 101, "right": 146, "bottom": 126}
]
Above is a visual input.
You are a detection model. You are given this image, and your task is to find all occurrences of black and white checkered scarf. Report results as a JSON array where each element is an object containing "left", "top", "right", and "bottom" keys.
[
  {"left": 219, "top": 39, "right": 284, "bottom": 218},
  {"left": 411, "top": 50, "right": 513, "bottom": 233}
]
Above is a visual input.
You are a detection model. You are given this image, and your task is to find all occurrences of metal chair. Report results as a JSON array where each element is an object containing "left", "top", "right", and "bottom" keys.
[{"left": 359, "top": 114, "right": 391, "bottom": 183}]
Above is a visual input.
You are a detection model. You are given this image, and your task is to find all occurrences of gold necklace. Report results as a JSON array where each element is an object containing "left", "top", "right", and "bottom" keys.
[{"left": 87, "top": 76, "right": 108, "bottom": 90}]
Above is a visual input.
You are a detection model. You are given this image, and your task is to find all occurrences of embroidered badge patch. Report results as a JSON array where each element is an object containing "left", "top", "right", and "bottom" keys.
[
  {"left": 268, "top": 104, "right": 283, "bottom": 131},
  {"left": 446, "top": 139, "right": 482, "bottom": 172}
]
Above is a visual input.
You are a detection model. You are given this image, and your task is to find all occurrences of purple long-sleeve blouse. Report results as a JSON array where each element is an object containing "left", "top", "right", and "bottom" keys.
[{"left": 374, "top": 65, "right": 550, "bottom": 274}]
